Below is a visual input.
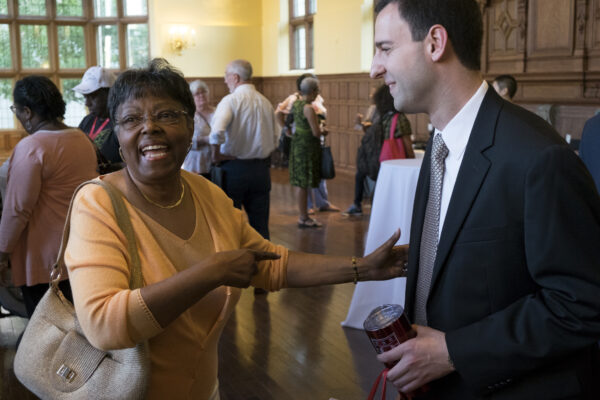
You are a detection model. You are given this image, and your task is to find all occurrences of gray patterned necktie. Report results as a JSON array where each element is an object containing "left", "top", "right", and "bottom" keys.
[{"left": 414, "top": 133, "right": 449, "bottom": 326}]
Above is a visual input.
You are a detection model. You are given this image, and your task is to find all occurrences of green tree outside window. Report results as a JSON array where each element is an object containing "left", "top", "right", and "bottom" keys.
[
  {"left": 56, "top": 0, "right": 83, "bottom": 17},
  {"left": 0, "top": 24, "right": 11, "bottom": 69},
  {"left": 58, "top": 26, "right": 86, "bottom": 69},
  {"left": 0, "top": 79, "right": 14, "bottom": 129},
  {"left": 18, "top": 0, "right": 46, "bottom": 16},
  {"left": 94, "top": 0, "right": 117, "bottom": 17},
  {"left": 20, "top": 25, "right": 49, "bottom": 69},
  {"left": 127, "top": 24, "right": 148, "bottom": 67},
  {"left": 97, "top": 25, "right": 119, "bottom": 68}
]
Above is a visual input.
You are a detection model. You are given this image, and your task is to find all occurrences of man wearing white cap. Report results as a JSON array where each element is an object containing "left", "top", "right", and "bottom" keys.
[{"left": 73, "top": 66, "right": 122, "bottom": 164}]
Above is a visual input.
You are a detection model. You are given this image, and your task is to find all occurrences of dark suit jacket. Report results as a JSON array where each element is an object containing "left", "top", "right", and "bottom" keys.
[
  {"left": 579, "top": 113, "right": 600, "bottom": 192},
  {"left": 406, "top": 89, "right": 600, "bottom": 400}
]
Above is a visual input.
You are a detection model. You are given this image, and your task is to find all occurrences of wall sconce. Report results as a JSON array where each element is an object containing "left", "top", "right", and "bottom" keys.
[{"left": 168, "top": 25, "right": 196, "bottom": 55}]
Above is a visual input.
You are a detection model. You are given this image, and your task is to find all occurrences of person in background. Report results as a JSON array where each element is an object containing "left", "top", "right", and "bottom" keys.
[
  {"left": 64, "top": 58, "right": 409, "bottom": 400},
  {"left": 491, "top": 74, "right": 517, "bottom": 102},
  {"left": 343, "top": 85, "right": 414, "bottom": 216},
  {"left": 371, "top": 0, "right": 600, "bottom": 398},
  {"left": 74, "top": 66, "right": 123, "bottom": 166},
  {"left": 289, "top": 77, "right": 329, "bottom": 227},
  {"left": 579, "top": 112, "right": 600, "bottom": 192},
  {"left": 0, "top": 76, "right": 97, "bottom": 316},
  {"left": 210, "top": 59, "right": 278, "bottom": 241},
  {"left": 182, "top": 80, "right": 215, "bottom": 179},
  {"left": 354, "top": 86, "right": 378, "bottom": 131},
  {"left": 275, "top": 73, "right": 340, "bottom": 214}
]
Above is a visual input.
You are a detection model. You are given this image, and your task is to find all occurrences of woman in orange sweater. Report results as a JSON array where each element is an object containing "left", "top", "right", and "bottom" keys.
[{"left": 65, "top": 59, "right": 407, "bottom": 400}]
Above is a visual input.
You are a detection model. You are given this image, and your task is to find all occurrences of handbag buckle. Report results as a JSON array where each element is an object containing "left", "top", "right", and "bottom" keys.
[{"left": 56, "top": 364, "right": 76, "bottom": 383}]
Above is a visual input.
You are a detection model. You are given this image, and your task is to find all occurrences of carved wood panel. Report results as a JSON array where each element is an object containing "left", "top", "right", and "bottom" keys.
[{"left": 527, "top": 0, "right": 575, "bottom": 56}]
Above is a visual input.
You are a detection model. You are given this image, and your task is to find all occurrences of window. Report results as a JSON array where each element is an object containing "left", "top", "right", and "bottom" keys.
[
  {"left": 289, "top": 0, "right": 315, "bottom": 70},
  {"left": 0, "top": 0, "right": 149, "bottom": 129}
]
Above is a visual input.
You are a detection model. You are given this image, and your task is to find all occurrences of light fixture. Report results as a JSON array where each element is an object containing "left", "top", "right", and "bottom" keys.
[{"left": 168, "top": 25, "right": 196, "bottom": 55}]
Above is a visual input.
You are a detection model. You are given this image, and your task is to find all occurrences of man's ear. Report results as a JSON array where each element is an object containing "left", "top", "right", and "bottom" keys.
[{"left": 425, "top": 24, "right": 449, "bottom": 63}]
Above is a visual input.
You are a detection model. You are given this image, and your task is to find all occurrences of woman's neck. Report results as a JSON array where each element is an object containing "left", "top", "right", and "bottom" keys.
[
  {"left": 125, "top": 167, "right": 185, "bottom": 208},
  {"left": 197, "top": 106, "right": 213, "bottom": 118},
  {"left": 30, "top": 119, "right": 68, "bottom": 134}
]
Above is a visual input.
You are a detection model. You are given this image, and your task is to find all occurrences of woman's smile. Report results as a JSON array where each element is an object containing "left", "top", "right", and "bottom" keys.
[{"left": 141, "top": 144, "right": 170, "bottom": 161}]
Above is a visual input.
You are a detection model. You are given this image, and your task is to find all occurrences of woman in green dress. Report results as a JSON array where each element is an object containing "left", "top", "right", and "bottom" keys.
[{"left": 289, "top": 77, "right": 328, "bottom": 227}]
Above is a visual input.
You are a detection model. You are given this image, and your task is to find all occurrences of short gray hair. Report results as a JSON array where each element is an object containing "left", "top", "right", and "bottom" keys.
[
  {"left": 189, "top": 80, "right": 209, "bottom": 96},
  {"left": 300, "top": 77, "right": 319, "bottom": 95},
  {"left": 227, "top": 59, "right": 253, "bottom": 81}
]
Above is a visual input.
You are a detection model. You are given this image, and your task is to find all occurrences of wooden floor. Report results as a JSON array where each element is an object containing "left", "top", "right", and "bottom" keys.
[
  {"left": 218, "top": 168, "right": 396, "bottom": 400},
  {"left": 0, "top": 167, "right": 396, "bottom": 400}
]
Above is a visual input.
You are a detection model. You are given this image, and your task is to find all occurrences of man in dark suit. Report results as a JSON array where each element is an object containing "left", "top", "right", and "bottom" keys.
[
  {"left": 370, "top": 1, "right": 600, "bottom": 399},
  {"left": 580, "top": 113, "right": 600, "bottom": 192}
]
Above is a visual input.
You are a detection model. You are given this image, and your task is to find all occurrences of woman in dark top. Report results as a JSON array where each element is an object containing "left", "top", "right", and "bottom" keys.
[{"left": 344, "top": 84, "right": 414, "bottom": 216}]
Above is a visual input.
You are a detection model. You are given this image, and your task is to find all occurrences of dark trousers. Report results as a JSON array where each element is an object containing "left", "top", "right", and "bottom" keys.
[
  {"left": 354, "top": 170, "right": 368, "bottom": 206},
  {"left": 220, "top": 158, "right": 271, "bottom": 240},
  {"left": 21, "top": 280, "right": 72, "bottom": 318}
]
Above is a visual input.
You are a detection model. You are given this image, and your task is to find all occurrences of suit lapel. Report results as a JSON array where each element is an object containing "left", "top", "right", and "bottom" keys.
[{"left": 428, "top": 90, "right": 503, "bottom": 295}]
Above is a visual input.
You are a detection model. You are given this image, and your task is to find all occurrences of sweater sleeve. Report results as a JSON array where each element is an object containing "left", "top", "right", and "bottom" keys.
[
  {"left": 245, "top": 218, "right": 289, "bottom": 291},
  {"left": 65, "top": 184, "right": 162, "bottom": 351},
  {"left": 0, "top": 141, "right": 42, "bottom": 252},
  {"left": 200, "top": 178, "right": 289, "bottom": 291}
]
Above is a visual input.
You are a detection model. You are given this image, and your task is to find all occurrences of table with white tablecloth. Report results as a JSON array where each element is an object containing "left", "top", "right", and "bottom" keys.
[{"left": 342, "top": 158, "right": 423, "bottom": 329}]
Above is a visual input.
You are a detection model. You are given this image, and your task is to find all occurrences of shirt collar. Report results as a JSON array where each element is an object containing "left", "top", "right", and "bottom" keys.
[
  {"left": 434, "top": 81, "right": 488, "bottom": 158},
  {"left": 233, "top": 83, "right": 255, "bottom": 93}
]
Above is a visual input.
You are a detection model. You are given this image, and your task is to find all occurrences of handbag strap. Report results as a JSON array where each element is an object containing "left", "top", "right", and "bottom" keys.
[
  {"left": 51, "top": 179, "right": 143, "bottom": 290},
  {"left": 388, "top": 113, "right": 401, "bottom": 157},
  {"left": 196, "top": 111, "right": 211, "bottom": 131},
  {"left": 389, "top": 113, "right": 399, "bottom": 140},
  {"left": 367, "top": 368, "right": 389, "bottom": 400}
]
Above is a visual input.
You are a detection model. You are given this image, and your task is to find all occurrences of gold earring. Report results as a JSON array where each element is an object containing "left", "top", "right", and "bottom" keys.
[{"left": 119, "top": 147, "right": 125, "bottom": 161}]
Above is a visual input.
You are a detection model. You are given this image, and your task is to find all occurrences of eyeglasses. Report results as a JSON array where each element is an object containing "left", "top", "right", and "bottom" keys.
[
  {"left": 9, "top": 105, "right": 18, "bottom": 114},
  {"left": 115, "top": 110, "right": 188, "bottom": 131}
]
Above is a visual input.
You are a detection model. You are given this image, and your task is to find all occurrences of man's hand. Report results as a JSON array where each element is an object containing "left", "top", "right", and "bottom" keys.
[
  {"left": 211, "top": 144, "right": 235, "bottom": 165},
  {"left": 378, "top": 325, "right": 455, "bottom": 394}
]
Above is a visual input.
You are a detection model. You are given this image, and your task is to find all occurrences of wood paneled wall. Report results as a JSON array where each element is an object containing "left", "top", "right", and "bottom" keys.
[
  {"left": 483, "top": 0, "right": 600, "bottom": 135},
  {"left": 260, "top": 74, "right": 430, "bottom": 172}
]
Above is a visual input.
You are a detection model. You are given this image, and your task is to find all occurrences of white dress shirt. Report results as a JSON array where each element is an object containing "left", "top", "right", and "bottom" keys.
[
  {"left": 436, "top": 81, "right": 488, "bottom": 238},
  {"left": 209, "top": 84, "right": 280, "bottom": 160}
]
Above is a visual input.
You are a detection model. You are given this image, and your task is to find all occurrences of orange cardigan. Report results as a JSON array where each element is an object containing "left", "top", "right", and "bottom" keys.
[{"left": 65, "top": 172, "right": 288, "bottom": 399}]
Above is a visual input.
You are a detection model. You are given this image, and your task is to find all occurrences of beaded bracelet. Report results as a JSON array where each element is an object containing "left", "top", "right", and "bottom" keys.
[{"left": 352, "top": 256, "right": 359, "bottom": 284}]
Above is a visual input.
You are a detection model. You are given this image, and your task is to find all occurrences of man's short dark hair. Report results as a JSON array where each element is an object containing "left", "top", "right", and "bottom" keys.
[
  {"left": 375, "top": 0, "right": 483, "bottom": 71},
  {"left": 493, "top": 74, "right": 518, "bottom": 99},
  {"left": 108, "top": 58, "right": 195, "bottom": 122}
]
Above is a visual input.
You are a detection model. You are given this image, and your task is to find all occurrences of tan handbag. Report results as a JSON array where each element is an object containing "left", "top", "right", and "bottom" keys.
[{"left": 14, "top": 180, "right": 150, "bottom": 399}]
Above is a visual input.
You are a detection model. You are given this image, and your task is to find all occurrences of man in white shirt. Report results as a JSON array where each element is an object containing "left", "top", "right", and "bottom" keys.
[
  {"left": 209, "top": 59, "right": 279, "bottom": 240},
  {"left": 370, "top": 1, "right": 600, "bottom": 399}
]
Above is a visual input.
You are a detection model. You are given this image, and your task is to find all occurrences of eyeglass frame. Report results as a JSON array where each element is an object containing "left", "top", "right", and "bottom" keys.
[
  {"left": 9, "top": 105, "right": 19, "bottom": 114},
  {"left": 114, "top": 109, "right": 189, "bottom": 131}
]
